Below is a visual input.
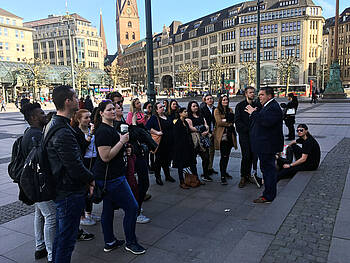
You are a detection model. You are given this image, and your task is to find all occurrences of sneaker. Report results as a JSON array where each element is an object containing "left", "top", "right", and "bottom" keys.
[
  {"left": 104, "top": 239, "right": 125, "bottom": 252},
  {"left": 77, "top": 229, "right": 95, "bottom": 241},
  {"left": 238, "top": 177, "right": 247, "bottom": 188},
  {"left": 202, "top": 176, "right": 213, "bottom": 182},
  {"left": 34, "top": 248, "right": 47, "bottom": 260},
  {"left": 136, "top": 214, "right": 151, "bottom": 224},
  {"left": 221, "top": 177, "right": 228, "bottom": 185},
  {"left": 80, "top": 216, "right": 96, "bottom": 226},
  {"left": 253, "top": 196, "right": 272, "bottom": 204},
  {"left": 125, "top": 243, "right": 146, "bottom": 255},
  {"left": 250, "top": 173, "right": 261, "bottom": 188}
]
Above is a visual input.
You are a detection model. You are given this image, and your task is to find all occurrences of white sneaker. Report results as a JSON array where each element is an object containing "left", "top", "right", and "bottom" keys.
[
  {"left": 136, "top": 214, "right": 150, "bottom": 224},
  {"left": 80, "top": 217, "right": 96, "bottom": 226}
]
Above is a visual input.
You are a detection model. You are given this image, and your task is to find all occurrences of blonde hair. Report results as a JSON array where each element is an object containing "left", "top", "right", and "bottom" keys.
[{"left": 129, "top": 98, "right": 140, "bottom": 113}]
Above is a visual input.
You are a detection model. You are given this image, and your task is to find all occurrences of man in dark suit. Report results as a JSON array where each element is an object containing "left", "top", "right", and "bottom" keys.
[
  {"left": 235, "top": 86, "right": 260, "bottom": 188},
  {"left": 201, "top": 94, "right": 218, "bottom": 175},
  {"left": 245, "top": 87, "right": 283, "bottom": 203}
]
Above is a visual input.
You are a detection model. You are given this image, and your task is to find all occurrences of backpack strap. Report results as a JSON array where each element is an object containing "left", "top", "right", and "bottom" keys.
[{"left": 43, "top": 123, "right": 68, "bottom": 146}]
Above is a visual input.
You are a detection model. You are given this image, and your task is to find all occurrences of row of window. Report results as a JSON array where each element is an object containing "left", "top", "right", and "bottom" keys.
[
  {"left": 0, "top": 56, "right": 11, "bottom": 61},
  {"left": 88, "top": 50, "right": 99, "bottom": 57},
  {"left": 222, "top": 43, "right": 236, "bottom": 54},
  {"left": 125, "top": 32, "right": 136, "bottom": 40},
  {"left": 240, "top": 8, "right": 306, "bottom": 24},
  {"left": 239, "top": 48, "right": 300, "bottom": 62},
  {"left": 0, "top": 17, "right": 17, "bottom": 26},
  {"left": 281, "top": 21, "right": 301, "bottom": 32},
  {"left": 221, "top": 30, "right": 235, "bottom": 41},
  {"left": 240, "top": 24, "right": 279, "bottom": 37},
  {"left": 281, "top": 35, "right": 300, "bottom": 46}
]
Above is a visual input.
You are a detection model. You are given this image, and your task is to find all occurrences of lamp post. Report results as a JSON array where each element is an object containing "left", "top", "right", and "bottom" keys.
[
  {"left": 61, "top": 13, "right": 75, "bottom": 90},
  {"left": 256, "top": 0, "right": 263, "bottom": 92},
  {"left": 145, "top": 0, "right": 156, "bottom": 104}
]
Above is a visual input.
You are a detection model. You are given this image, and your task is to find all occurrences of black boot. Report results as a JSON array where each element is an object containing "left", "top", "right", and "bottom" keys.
[{"left": 155, "top": 175, "right": 163, "bottom": 185}]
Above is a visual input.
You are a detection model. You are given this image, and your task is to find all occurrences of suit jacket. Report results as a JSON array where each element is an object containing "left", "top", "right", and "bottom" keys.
[
  {"left": 250, "top": 99, "right": 284, "bottom": 154},
  {"left": 201, "top": 104, "right": 216, "bottom": 133}
]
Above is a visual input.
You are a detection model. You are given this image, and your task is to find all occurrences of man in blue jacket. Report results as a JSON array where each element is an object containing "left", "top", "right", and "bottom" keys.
[{"left": 245, "top": 87, "right": 283, "bottom": 203}]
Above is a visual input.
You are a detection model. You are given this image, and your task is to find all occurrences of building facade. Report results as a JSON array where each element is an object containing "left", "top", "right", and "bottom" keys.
[
  {"left": 0, "top": 8, "right": 34, "bottom": 62},
  {"left": 148, "top": 0, "right": 324, "bottom": 92},
  {"left": 324, "top": 8, "right": 350, "bottom": 88},
  {"left": 118, "top": 39, "right": 146, "bottom": 90},
  {"left": 116, "top": 0, "right": 140, "bottom": 50},
  {"left": 24, "top": 13, "right": 104, "bottom": 69}
]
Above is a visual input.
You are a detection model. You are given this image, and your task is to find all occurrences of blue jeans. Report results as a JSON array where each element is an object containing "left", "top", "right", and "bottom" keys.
[
  {"left": 34, "top": 200, "right": 56, "bottom": 261},
  {"left": 97, "top": 176, "right": 138, "bottom": 245},
  {"left": 52, "top": 193, "right": 85, "bottom": 263},
  {"left": 258, "top": 153, "right": 278, "bottom": 201}
]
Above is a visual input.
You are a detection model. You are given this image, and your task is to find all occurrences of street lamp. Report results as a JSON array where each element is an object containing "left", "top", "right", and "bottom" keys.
[
  {"left": 145, "top": 0, "right": 156, "bottom": 104},
  {"left": 61, "top": 13, "right": 75, "bottom": 90},
  {"left": 256, "top": 0, "right": 263, "bottom": 92}
]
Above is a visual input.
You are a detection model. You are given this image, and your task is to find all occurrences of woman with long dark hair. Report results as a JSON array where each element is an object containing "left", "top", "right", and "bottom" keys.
[
  {"left": 146, "top": 102, "right": 175, "bottom": 185},
  {"left": 173, "top": 107, "right": 199, "bottom": 189},
  {"left": 93, "top": 100, "right": 146, "bottom": 255},
  {"left": 167, "top": 99, "right": 179, "bottom": 122},
  {"left": 186, "top": 100, "right": 211, "bottom": 182},
  {"left": 214, "top": 95, "right": 237, "bottom": 185},
  {"left": 71, "top": 109, "right": 99, "bottom": 226}
]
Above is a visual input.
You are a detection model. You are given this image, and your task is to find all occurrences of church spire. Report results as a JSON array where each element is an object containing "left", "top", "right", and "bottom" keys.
[{"left": 100, "top": 9, "right": 108, "bottom": 58}]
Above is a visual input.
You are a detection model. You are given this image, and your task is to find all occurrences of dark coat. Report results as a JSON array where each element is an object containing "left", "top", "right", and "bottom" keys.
[
  {"left": 201, "top": 105, "right": 216, "bottom": 133},
  {"left": 172, "top": 119, "right": 196, "bottom": 168},
  {"left": 250, "top": 99, "right": 284, "bottom": 154},
  {"left": 45, "top": 115, "right": 94, "bottom": 200},
  {"left": 73, "top": 126, "right": 90, "bottom": 157},
  {"left": 234, "top": 99, "right": 251, "bottom": 136}
]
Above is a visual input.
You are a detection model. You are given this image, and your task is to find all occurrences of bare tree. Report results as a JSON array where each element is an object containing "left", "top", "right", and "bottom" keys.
[
  {"left": 242, "top": 61, "right": 256, "bottom": 87},
  {"left": 177, "top": 64, "right": 200, "bottom": 88},
  {"left": 74, "top": 63, "right": 89, "bottom": 97},
  {"left": 277, "top": 56, "right": 299, "bottom": 94},
  {"left": 105, "top": 64, "right": 129, "bottom": 91},
  {"left": 21, "top": 58, "right": 49, "bottom": 101}
]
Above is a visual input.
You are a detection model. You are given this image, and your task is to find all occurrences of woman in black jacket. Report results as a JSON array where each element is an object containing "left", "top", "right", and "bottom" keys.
[
  {"left": 282, "top": 93, "right": 299, "bottom": 140},
  {"left": 173, "top": 107, "right": 198, "bottom": 189}
]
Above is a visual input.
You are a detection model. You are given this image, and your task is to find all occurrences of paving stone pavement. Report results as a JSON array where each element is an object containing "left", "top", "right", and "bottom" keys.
[
  {"left": 261, "top": 138, "right": 350, "bottom": 263},
  {"left": 0, "top": 101, "right": 349, "bottom": 263}
]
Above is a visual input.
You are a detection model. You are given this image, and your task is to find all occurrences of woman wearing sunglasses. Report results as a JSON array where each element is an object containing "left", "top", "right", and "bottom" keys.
[{"left": 277, "top": 124, "right": 320, "bottom": 181}]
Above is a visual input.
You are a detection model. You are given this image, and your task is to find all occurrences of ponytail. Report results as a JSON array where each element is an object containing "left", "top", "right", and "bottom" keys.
[{"left": 94, "top": 100, "right": 113, "bottom": 133}]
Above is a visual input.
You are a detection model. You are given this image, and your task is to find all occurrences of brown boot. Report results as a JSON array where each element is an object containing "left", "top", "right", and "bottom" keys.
[
  {"left": 180, "top": 183, "right": 190, "bottom": 189},
  {"left": 238, "top": 177, "right": 247, "bottom": 188}
]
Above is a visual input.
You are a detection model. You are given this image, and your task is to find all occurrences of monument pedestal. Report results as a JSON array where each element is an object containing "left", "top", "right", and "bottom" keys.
[{"left": 324, "top": 61, "right": 346, "bottom": 99}]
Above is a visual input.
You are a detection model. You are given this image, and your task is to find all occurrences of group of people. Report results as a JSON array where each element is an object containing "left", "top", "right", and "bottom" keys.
[{"left": 17, "top": 84, "right": 321, "bottom": 263}]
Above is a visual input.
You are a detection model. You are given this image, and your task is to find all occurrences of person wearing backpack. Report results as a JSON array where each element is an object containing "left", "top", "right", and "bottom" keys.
[
  {"left": 45, "top": 86, "right": 95, "bottom": 263},
  {"left": 20, "top": 103, "right": 56, "bottom": 262}
]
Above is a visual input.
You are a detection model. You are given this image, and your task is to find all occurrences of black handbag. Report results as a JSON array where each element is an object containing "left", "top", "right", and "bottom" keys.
[{"left": 91, "top": 164, "right": 108, "bottom": 204}]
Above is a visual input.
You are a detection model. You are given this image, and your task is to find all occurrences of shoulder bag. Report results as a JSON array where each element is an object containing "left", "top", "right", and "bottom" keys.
[
  {"left": 151, "top": 117, "right": 162, "bottom": 154},
  {"left": 91, "top": 164, "right": 108, "bottom": 204}
]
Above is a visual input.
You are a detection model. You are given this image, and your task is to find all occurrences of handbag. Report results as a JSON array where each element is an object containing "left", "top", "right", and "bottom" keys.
[
  {"left": 91, "top": 164, "right": 109, "bottom": 204},
  {"left": 184, "top": 168, "right": 200, "bottom": 188},
  {"left": 151, "top": 117, "right": 162, "bottom": 154}
]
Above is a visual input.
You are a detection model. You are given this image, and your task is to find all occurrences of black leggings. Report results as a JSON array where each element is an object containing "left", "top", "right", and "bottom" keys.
[
  {"left": 154, "top": 152, "right": 171, "bottom": 179},
  {"left": 220, "top": 140, "right": 232, "bottom": 177},
  {"left": 195, "top": 148, "right": 210, "bottom": 177},
  {"left": 135, "top": 157, "right": 149, "bottom": 214}
]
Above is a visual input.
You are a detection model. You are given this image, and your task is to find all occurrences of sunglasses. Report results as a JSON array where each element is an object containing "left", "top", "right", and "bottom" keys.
[{"left": 296, "top": 129, "right": 304, "bottom": 132}]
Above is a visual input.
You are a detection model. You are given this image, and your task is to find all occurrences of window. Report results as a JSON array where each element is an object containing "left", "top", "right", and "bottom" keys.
[
  {"left": 15, "top": 30, "right": 19, "bottom": 38},
  {"left": 49, "top": 41, "right": 54, "bottom": 48},
  {"left": 201, "top": 38, "right": 208, "bottom": 46},
  {"left": 126, "top": 32, "right": 129, "bottom": 39},
  {"left": 189, "top": 30, "right": 197, "bottom": 38},
  {"left": 192, "top": 40, "right": 198, "bottom": 48},
  {"left": 132, "top": 32, "right": 135, "bottom": 40},
  {"left": 22, "top": 44, "right": 25, "bottom": 52},
  {"left": 205, "top": 24, "right": 214, "bottom": 33},
  {"left": 5, "top": 42, "right": 8, "bottom": 50},
  {"left": 128, "top": 21, "right": 132, "bottom": 28},
  {"left": 0, "top": 42, "right": 2, "bottom": 50},
  {"left": 201, "top": 48, "right": 208, "bottom": 57},
  {"left": 16, "top": 43, "right": 20, "bottom": 51},
  {"left": 50, "top": 51, "right": 55, "bottom": 59},
  {"left": 209, "top": 35, "right": 217, "bottom": 44},
  {"left": 20, "top": 31, "right": 24, "bottom": 39}
]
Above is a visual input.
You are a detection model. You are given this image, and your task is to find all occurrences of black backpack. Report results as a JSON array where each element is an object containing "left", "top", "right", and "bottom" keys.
[
  {"left": 19, "top": 124, "right": 66, "bottom": 204},
  {"left": 8, "top": 135, "right": 25, "bottom": 183}
]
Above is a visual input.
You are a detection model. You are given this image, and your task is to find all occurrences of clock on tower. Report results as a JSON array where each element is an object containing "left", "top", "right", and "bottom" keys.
[{"left": 116, "top": 0, "right": 140, "bottom": 51}]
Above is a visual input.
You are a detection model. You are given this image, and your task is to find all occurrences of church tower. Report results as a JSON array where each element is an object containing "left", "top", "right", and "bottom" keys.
[{"left": 116, "top": 0, "right": 140, "bottom": 51}]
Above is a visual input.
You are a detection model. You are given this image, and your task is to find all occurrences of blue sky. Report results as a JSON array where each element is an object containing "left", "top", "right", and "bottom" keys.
[{"left": 2, "top": 0, "right": 345, "bottom": 54}]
